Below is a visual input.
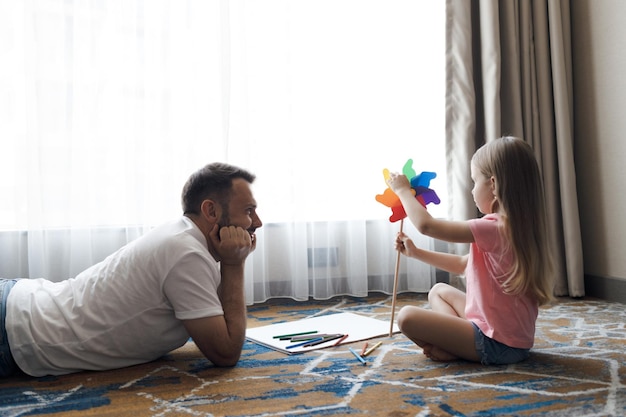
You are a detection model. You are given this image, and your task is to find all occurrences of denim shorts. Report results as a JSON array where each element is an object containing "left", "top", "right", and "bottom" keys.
[
  {"left": 472, "top": 322, "right": 530, "bottom": 365},
  {"left": 0, "top": 278, "right": 19, "bottom": 377}
]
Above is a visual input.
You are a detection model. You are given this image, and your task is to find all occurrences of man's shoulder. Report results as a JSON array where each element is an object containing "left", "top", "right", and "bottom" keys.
[{"left": 139, "top": 217, "right": 205, "bottom": 247}]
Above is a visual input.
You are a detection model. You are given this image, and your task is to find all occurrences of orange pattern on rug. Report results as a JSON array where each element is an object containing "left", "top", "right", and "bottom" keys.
[{"left": 1, "top": 293, "right": 624, "bottom": 416}]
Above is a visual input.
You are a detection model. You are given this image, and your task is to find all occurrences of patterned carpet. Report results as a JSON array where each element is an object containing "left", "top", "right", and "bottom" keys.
[{"left": 0, "top": 293, "right": 625, "bottom": 417}]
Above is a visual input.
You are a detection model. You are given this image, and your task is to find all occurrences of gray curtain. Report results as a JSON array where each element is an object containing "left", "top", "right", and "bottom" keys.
[{"left": 445, "top": 0, "right": 584, "bottom": 297}]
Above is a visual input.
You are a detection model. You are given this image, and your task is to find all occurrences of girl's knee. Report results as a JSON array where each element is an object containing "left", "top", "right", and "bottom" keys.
[
  {"left": 428, "top": 282, "right": 449, "bottom": 302},
  {"left": 396, "top": 305, "right": 412, "bottom": 332},
  {"left": 396, "top": 305, "right": 423, "bottom": 332}
]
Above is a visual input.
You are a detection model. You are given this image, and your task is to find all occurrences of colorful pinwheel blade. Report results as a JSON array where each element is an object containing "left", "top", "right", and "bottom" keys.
[{"left": 375, "top": 159, "right": 439, "bottom": 223}]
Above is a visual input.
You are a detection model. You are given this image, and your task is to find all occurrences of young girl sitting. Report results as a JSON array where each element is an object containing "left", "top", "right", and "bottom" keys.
[{"left": 386, "top": 136, "right": 554, "bottom": 365}]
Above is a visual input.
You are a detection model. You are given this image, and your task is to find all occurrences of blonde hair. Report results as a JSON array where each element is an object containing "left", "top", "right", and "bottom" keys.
[{"left": 471, "top": 136, "right": 555, "bottom": 305}]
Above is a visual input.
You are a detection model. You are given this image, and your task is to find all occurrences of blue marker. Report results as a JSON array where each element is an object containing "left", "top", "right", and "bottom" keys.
[
  {"left": 286, "top": 337, "right": 324, "bottom": 349},
  {"left": 349, "top": 347, "right": 367, "bottom": 365}
]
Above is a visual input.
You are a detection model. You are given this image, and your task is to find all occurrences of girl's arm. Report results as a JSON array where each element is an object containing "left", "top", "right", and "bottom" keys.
[
  {"left": 395, "top": 232, "right": 468, "bottom": 275},
  {"left": 387, "top": 173, "right": 474, "bottom": 243}
]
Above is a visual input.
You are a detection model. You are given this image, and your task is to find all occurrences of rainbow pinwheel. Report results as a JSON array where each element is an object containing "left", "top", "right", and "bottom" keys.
[
  {"left": 375, "top": 158, "right": 440, "bottom": 222},
  {"left": 376, "top": 159, "right": 440, "bottom": 336}
]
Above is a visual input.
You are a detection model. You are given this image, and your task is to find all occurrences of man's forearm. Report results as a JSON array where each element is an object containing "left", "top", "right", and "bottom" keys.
[{"left": 219, "top": 263, "right": 247, "bottom": 343}]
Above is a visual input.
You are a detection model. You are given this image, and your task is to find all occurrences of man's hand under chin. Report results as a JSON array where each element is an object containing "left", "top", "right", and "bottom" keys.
[{"left": 209, "top": 224, "right": 255, "bottom": 266}]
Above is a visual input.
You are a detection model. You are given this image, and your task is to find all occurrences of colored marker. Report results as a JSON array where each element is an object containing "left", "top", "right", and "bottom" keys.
[
  {"left": 288, "top": 333, "right": 338, "bottom": 341},
  {"left": 333, "top": 334, "right": 349, "bottom": 346},
  {"left": 303, "top": 334, "right": 345, "bottom": 347},
  {"left": 286, "top": 337, "right": 324, "bottom": 349},
  {"left": 273, "top": 330, "right": 318, "bottom": 339},
  {"left": 349, "top": 347, "right": 367, "bottom": 365},
  {"left": 362, "top": 341, "right": 383, "bottom": 357}
]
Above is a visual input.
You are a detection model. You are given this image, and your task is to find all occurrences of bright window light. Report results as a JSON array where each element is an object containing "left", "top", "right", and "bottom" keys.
[{"left": 0, "top": 0, "right": 445, "bottom": 229}]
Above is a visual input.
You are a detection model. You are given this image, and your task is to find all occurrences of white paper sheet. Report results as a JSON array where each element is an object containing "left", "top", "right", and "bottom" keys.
[{"left": 246, "top": 312, "right": 399, "bottom": 354}]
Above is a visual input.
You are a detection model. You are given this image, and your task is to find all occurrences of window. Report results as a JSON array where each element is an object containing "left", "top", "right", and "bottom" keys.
[{"left": 0, "top": 0, "right": 445, "bottom": 229}]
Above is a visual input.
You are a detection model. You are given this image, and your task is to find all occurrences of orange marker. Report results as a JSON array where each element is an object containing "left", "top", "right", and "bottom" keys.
[
  {"left": 362, "top": 341, "right": 383, "bottom": 357},
  {"left": 333, "top": 334, "right": 349, "bottom": 346}
]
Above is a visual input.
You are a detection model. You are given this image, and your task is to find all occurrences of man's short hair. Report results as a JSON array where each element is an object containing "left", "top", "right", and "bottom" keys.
[{"left": 181, "top": 162, "right": 255, "bottom": 215}]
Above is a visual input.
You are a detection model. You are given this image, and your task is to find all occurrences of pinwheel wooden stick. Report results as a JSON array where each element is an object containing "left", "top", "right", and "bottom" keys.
[
  {"left": 389, "top": 218, "right": 403, "bottom": 336},
  {"left": 375, "top": 159, "right": 440, "bottom": 337}
]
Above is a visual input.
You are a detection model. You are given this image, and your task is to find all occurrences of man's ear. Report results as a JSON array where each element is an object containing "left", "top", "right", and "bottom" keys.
[{"left": 200, "top": 199, "right": 220, "bottom": 221}]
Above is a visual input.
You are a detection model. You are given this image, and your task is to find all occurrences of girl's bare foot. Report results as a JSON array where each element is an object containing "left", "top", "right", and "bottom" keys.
[{"left": 423, "top": 345, "right": 458, "bottom": 362}]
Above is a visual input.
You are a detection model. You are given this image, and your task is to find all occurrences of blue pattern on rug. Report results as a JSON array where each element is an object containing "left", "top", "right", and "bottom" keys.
[{"left": 0, "top": 295, "right": 625, "bottom": 416}]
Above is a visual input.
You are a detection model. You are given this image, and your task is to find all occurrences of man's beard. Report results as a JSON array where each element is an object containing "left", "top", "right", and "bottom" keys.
[
  {"left": 218, "top": 215, "right": 256, "bottom": 242},
  {"left": 217, "top": 216, "right": 230, "bottom": 229}
]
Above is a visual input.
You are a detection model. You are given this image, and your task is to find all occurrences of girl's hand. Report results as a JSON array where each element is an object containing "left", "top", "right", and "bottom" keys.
[
  {"left": 395, "top": 231, "right": 418, "bottom": 258},
  {"left": 387, "top": 172, "right": 412, "bottom": 194}
]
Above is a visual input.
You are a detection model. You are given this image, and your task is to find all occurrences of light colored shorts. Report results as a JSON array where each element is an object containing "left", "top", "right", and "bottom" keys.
[{"left": 472, "top": 322, "right": 530, "bottom": 365}]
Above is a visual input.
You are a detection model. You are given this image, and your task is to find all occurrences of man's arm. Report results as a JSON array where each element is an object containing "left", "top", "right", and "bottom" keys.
[
  {"left": 183, "top": 225, "right": 253, "bottom": 367},
  {"left": 182, "top": 263, "right": 246, "bottom": 367}
]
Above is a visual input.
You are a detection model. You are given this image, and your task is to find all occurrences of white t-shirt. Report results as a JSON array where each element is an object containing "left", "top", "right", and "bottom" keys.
[{"left": 6, "top": 216, "right": 224, "bottom": 376}]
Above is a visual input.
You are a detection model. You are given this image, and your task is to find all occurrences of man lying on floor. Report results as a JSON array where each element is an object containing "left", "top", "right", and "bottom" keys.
[{"left": 0, "top": 162, "right": 262, "bottom": 377}]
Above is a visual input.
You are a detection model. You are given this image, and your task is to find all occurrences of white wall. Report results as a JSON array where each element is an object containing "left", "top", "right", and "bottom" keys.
[{"left": 572, "top": 1, "right": 626, "bottom": 283}]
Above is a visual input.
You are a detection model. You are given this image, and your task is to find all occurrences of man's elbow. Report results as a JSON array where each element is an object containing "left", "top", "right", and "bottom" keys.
[
  {"left": 207, "top": 347, "right": 242, "bottom": 367},
  {"left": 212, "top": 355, "right": 240, "bottom": 367}
]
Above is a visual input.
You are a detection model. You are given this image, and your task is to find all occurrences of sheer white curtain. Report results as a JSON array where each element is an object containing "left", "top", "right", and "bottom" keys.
[{"left": 0, "top": 0, "right": 446, "bottom": 303}]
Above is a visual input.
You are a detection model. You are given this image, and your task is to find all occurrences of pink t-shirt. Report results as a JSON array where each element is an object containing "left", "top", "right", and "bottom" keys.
[{"left": 465, "top": 214, "right": 538, "bottom": 349}]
